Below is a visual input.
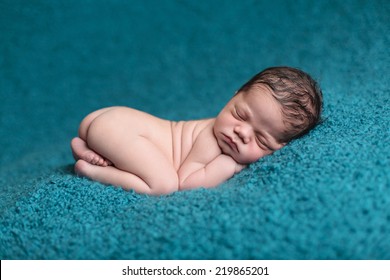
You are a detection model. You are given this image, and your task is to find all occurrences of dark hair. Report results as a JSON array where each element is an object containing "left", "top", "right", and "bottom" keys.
[{"left": 237, "top": 66, "right": 323, "bottom": 143}]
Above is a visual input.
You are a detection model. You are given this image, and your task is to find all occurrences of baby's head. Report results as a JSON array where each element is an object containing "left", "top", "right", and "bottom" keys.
[
  {"left": 237, "top": 66, "right": 323, "bottom": 143},
  {"left": 214, "top": 66, "right": 323, "bottom": 164}
]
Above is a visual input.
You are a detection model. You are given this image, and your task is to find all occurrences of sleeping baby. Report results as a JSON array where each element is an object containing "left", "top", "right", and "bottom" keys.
[{"left": 71, "top": 66, "right": 323, "bottom": 195}]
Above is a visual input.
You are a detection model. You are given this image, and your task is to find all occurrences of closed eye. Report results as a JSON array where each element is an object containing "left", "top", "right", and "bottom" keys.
[
  {"left": 256, "top": 135, "right": 273, "bottom": 151},
  {"left": 232, "top": 109, "right": 240, "bottom": 120},
  {"left": 234, "top": 107, "right": 246, "bottom": 120}
]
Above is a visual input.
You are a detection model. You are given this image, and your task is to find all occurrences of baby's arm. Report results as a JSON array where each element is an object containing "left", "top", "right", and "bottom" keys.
[
  {"left": 179, "top": 154, "right": 244, "bottom": 190},
  {"left": 178, "top": 126, "right": 245, "bottom": 190}
]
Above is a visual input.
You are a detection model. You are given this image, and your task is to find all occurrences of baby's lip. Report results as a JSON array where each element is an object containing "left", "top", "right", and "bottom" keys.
[{"left": 222, "top": 133, "right": 238, "bottom": 152}]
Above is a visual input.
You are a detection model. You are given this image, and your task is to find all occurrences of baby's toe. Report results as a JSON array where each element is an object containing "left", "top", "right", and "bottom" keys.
[
  {"left": 98, "top": 158, "right": 105, "bottom": 166},
  {"left": 84, "top": 153, "right": 93, "bottom": 163},
  {"left": 95, "top": 158, "right": 101, "bottom": 165},
  {"left": 89, "top": 154, "right": 97, "bottom": 164}
]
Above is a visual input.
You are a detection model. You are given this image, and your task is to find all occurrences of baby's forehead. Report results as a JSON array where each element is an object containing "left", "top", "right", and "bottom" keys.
[
  {"left": 236, "top": 86, "right": 275, "bottom": 104},
  {"left": 236, "top": 89, "right": 282, "bottom": 114},
  {"left": 240, "top": 83, "right": 274, "bottom": 96}
]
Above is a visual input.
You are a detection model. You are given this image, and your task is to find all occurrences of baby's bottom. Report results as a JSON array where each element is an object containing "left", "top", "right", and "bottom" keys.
[
  {"left": 71, "top": 107, "right": 178, "bottom": 195},
  {"left": 71, "top": 107, "right": 114, "bottom": 166}
]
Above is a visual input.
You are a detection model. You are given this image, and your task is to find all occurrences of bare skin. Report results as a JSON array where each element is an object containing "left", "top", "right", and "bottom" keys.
[{"left": 71, "top": 87, "right": 286, "bottom": 195}]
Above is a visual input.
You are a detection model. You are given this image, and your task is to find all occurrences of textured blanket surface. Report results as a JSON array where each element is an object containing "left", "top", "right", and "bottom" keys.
[{"left": 1, "top": 0, "right": 389, "bottom": 259}]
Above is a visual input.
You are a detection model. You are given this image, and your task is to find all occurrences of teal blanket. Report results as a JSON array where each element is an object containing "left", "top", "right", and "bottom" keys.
[{"left": 1, "top": 0, "right": 389, "bottom": 259}]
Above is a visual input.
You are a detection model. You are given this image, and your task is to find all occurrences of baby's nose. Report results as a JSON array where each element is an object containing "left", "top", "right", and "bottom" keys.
[{"left": 234, "top": 125, "right": 251, "bottom": 144}]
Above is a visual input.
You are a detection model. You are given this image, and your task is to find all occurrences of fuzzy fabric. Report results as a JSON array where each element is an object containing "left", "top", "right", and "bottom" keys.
[{"left": 0, "top": 0, "right": 389, "bottom": 259}]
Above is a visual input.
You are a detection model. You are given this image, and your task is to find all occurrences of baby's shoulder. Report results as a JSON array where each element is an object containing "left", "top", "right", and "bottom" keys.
[
  {"left": 193, "top": 118, "right": 215, "bottom": 136},
  {"left": 171, "top": 118, "right": 214, "bottom": 140},
  {"left": 186, "top": 118, "right": 215, "bottom": 142}
]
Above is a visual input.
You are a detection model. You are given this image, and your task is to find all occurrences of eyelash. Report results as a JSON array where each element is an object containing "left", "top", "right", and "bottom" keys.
[
  {"left": 234, "top": 108, "right": 245, "bottom": 120},
  {"left": 256, "top": 135, "right": 271, "bottom": 151}
]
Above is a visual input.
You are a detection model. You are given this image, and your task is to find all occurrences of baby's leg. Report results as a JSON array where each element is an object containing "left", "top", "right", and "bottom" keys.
[
  {"left": 86, "top": 124, "right": 178, "bottom": 194},
  {"left": 75, "top": 160, "right": 153, "bottom": 194},
  {"left": 75, "top": 158, "right": 177, "bottom": 195}
]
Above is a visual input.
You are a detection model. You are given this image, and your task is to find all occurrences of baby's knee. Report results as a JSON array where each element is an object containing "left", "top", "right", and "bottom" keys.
[
  {"left": 150, "top": 174, "right": 179, "bottom": 195},
  {"left": 74, "top": 159, "right": 89, "bottom": 177}
]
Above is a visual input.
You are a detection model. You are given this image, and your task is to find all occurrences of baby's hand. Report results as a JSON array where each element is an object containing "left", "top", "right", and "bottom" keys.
[{"left": 235, "top": 163, "right": 247, "bottom": 173}]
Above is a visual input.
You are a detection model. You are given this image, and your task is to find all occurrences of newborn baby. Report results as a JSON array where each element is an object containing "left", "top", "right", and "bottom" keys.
[{"left": 71, "top": 66, "right": 323, "bottom": 195}]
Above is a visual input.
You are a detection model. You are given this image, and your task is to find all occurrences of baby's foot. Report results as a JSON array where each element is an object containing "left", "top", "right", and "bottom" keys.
[{"left": 71, "top": 137, "right": 112, "bottom": 167}]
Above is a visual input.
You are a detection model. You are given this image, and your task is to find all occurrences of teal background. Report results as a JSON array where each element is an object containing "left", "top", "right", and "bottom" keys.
[{"left": 1, "top": 0, "right": 389, "bottom": 259}]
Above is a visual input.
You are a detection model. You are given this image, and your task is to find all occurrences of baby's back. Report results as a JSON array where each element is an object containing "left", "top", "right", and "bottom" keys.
[
  {"left": 170, "top": 118, "right": 214, "bottom": 170},
  {"left": 100, "top": 107, "right": 214, "bottom": 171}
]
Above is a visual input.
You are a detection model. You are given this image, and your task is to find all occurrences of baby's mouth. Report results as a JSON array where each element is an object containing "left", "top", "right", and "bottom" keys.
[{"left": 222, "top": 134, "right": 238, "bottom": 152}]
